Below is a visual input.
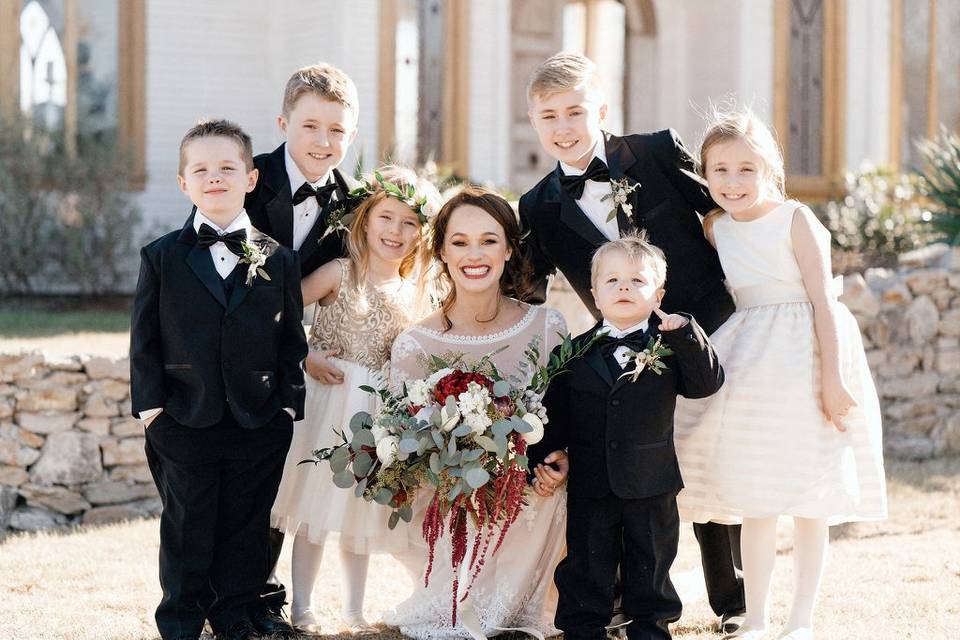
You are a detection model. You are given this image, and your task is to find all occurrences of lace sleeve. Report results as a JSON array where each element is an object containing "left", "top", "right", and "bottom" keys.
[
  {"left": 388, "top": 330, "right": 427, "bottom": 391},
  {"left": 543, "top": 308, "right": 569, "bottom": 362}
]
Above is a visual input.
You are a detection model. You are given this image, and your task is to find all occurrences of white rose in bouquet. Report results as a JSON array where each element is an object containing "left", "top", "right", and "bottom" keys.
[
  {"left": 521, "top": 412, "right": 544, "bottom": 445},
  {"left": 376, "top": 435, "right": 400, "bottom": 467}
]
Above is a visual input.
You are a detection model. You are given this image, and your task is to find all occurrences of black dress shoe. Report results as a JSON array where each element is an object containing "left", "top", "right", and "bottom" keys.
[
  {"left": 214, "top": 619, "right": 260, "bottom": 640},
  {"left": 249, "top": 606, "right": 297, "bottom": 639}
]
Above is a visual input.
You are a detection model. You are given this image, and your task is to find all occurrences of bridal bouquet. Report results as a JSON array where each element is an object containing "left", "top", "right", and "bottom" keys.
[{"left": 312, "top": 334, "right": 598, "bottom": 623}]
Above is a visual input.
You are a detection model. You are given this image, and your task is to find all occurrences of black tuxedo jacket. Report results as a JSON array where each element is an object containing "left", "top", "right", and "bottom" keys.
[
  {"left": 130, "top": 214, "right": 308, "bottom": 429},
  {"left": 528, "top": 315, "right": 723, "bottom": 500},
  {"left": 245, "top": 143, "right": 357, "bottom": 276},
  {"left": 519, "top": 130, "right": 734, "bottom": 333}
]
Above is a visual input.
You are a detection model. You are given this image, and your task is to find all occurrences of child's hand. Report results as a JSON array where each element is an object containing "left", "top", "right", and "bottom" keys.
[
  {"left": 532, "top": 450, "right": 568, "bottom": 497},
  {"left": 653, "top": 306, "right": 689, "bottom": 332},
  {"left": 821, "top": 373, "right": 856, "bottom": 432},
  {"left": 304, "top": 349, "right": 344, "bottom": 384}
]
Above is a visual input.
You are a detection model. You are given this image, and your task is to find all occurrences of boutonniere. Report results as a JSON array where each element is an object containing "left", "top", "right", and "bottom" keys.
[
  {"left": 619, "top": 335, "right": 673, "bottom": 382},
  {"left": 239, "top": 235, "right": 277, "bottom": 286},
  {"left": 601, "top": 177, "right": 641, "bottom": 222}
]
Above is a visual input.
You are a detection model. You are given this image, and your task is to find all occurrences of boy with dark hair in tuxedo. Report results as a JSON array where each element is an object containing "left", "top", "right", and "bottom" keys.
[
  {"left": 528, "top": 233, "right": 724, "bottom": 640},
  {"left": 244, "top": 61, "right": 361, "bottom": 616},
  {"left": 519, "top": 51, "right": 745, "bottom": 635},
  {"left": 131, "top": 119, "right": 307, "bottom": 640}
]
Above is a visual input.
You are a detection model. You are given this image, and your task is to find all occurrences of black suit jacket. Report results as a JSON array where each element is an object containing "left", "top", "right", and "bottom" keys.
[
  {"left": 244, "top": 143, "right": 356, "bottom": 276},
  {"left": 130, "top": 214, "right": 308, "bottom": 429},
  {"left": 519, "top": 130, "right": 734, "bottom": 333},
  {"left": 528, "top": 315, "right": 723, "bottom": 500}
]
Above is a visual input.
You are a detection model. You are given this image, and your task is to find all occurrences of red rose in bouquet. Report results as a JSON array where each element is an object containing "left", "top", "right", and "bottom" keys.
[{"left": 432, "top": 370, "right": 494, "bottom": 405}]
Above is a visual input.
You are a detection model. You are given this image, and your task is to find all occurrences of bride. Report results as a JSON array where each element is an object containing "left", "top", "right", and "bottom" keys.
[{"left": 385, "top": 186, "right": 568, "bottom": 639}]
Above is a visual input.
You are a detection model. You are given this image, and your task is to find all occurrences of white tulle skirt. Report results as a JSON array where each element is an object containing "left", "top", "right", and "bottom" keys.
[
  {"left": 270, "top": 358, "right": 408, "bottom": 554},
  {"left": 675, "top": 300, "right": 888, "bottom": 526}
]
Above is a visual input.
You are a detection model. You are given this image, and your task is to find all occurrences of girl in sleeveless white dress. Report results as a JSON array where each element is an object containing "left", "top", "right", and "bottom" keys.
[
  {"left": 674, "top": 110, "right": 886, "bottom": 640},
  {"left": 270, "top": 167, "right": 438, "bottom": 634},
  {"left": 385, "top": 304, "right": 569, "bottom": 640}
]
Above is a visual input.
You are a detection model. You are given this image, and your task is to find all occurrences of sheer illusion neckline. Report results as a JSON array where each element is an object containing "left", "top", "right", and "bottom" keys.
[{"left": 409, "top": 304, "right": 538, "bottom": 344}]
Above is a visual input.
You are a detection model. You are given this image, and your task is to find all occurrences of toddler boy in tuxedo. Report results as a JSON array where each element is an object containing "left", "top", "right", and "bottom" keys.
[
  {"left": 519, "top": 52, "right": 745, "bottom": 634},
  {"left": 528, "top": 233, "right": 724, "bottom": 640},
  {"left": 130, "top": 119, "right": 307, "bottom": 640}
]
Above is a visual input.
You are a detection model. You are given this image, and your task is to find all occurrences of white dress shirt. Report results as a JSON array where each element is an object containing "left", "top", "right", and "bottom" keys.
[
  {"left": 193, "top": 209, "right": 251, "bottom": 279},
  {"left": 559, "top": 141, "right": 620, "bottom": 241},
  {"left": 285, "top": 147, "right": 333, "bottom": 251},
  {"left": 600, "top": 318, "right": 650, "bottom": 368}
]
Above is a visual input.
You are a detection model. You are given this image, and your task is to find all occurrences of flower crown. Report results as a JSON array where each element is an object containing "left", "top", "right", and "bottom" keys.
[{"left": 321, "top": 171, "right": 433, "bottom": 240}]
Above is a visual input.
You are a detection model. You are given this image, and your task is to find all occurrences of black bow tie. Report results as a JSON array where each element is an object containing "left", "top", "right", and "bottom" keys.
[
  {"left": 292, "top": 181, "right": 338, "bottom": 207},
  {"left": 598, "top": 327, "right": 650, "bottom": 358},
  {"left": 196, "top": 223, "right": 246, "bottom": 257},
  {"left": 559, "top": 156, "right": 610, "bottom": 199}
]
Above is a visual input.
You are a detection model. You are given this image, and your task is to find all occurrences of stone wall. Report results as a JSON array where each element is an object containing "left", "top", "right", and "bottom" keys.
[
  {"left": 1, "top": 244, "right": 958, "bottom": 534},
  {"left": 0, "top": 354, "right": 159, "bottom": 536},
  {"left": 840, "top": 243, "right": 960, "bottom": 460}
]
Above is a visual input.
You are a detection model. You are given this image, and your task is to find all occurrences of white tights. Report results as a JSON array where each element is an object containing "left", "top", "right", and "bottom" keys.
[
  {"left": 290, "top": 533, "right": 370, "bottom": 621},
  {"left": 740, "top": 516, "right": 829, "bottom": 633}
]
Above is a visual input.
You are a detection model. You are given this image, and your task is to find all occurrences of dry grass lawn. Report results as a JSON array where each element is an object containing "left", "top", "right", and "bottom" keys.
[{"left": 1, "top": 458, "right": 958, "bottom": 640}]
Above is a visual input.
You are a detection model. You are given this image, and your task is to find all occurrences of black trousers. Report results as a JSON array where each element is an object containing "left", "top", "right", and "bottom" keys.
[
  {"left": 144, "top": 410, "right": 293, "bottom": 640},
  {"left": 693, "top": 522, "right": 744, "bottom": 617},
  {"left": 557, "top": 492, "right": 682, "bottom": 640}
]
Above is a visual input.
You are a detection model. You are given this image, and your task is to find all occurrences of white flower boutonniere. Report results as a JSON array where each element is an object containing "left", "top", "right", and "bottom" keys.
[
  {"left": 602, "top": 176, "right": 641, "bottom": 223},
  {"left": 619, "top": 335, "right": 673, "bottom": 382},
  {"left": 239, "top": 236, "right": 276, "bottom": 286}
]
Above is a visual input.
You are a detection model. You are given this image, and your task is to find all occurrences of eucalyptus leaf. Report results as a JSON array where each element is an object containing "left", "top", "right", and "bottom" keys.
[
  {"left": 429, "top": 451, "right": 441, "bottom": 475},
  {"left": 432, "top": 430, "right": 445, "bottom": 449},
  {"left": 352, "top": 452, "right": 373, "bottom": 477},
  {"left": 447, "top": 438, "right": 457, "bottom": 457},
  {"left": 351, "top": 428, "right": 375, "bottom": 449},
  {"left": 492, "top": 380, "right": 511, "bottom": 397},
  {"left": 515, "top": 454, "right": 529, "bottom": 470},
  {"left": 354, "top": 477, "right": 368, "bottom": 498},
  {"left": 374, "top": 488, "right": 394, "bottom": 505},
  {"left": 333, "top": 470, "right": 355, "bottom": 489},
  {"left": 349, "top": 411, "right": 372, "bottom": 433},
  {"left": 494, "top": 434, "right": 507, "bottom": 458},
  {"left": 388, "top": 510, "right": 400, "bottom": 530},
  {"left": 398, "top": 504, "right": 413, "bottom": 522},
  {"left": 452, "top": 424, "right": 473, "bottom": 438},
  {"left": 491, "top": 419, "right": 513, "bottom": 437},
  {"left": 461, "top": 448, "right": 484, "bottom": 463},
  {"left": 464, "top": 467, "right": 490, "bottom": 489},
  {"left": 474, "top": 435, "right": 497, "bottom": 452},
  {"left": 449, "top": 481, "right": 464, "bottom": 501},
  {"left": 512, "top": 416, "right": 533, "bottom": 434},
  {"left": 398, "top": 438, "right": 420, "bottom": 454},
  {"left": 329, "top": 447, "right": 350, "bottom": 473}
]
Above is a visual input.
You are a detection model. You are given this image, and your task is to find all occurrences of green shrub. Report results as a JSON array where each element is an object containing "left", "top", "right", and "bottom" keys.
[
  {"left": 0, "top": 117, "right": 141, "bottom": 294},
  {"left": 816, "top": 164, "right": 936, "bottom": 272},
  {"left": 918, "top": 128, "right": 960, "bottom": 245}
]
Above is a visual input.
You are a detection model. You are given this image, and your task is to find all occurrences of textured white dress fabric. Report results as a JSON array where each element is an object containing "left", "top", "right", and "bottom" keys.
[
  {"left": 674, "top": 201, "right": 888, "bottom": 526},
  {"left": 383, "top": 305, "right": 568, "bottom": 639},
  {"left": 271, "top": 261, "right": 420, "bottom": 554}
]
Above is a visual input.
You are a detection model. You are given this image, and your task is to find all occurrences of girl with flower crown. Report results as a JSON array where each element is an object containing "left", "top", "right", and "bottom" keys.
[{"left": 270, "top": 166, "right": 440, "bottom": 634}]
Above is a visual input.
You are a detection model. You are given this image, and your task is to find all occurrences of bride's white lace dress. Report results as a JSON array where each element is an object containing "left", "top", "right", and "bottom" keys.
[{"left": 383, "top": 304, "right": 568, "bottom": 639}]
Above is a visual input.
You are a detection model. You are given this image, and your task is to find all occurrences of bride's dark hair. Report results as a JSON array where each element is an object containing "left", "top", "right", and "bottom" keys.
[{"left": 432, "top": 186, "right": 535, "bottom": 332}]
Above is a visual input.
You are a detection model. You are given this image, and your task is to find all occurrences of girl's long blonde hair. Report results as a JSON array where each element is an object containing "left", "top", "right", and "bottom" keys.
[
  {"left": 698, "top": 103, "right": 787, "bottom": 225},
  {"left": 346, "top": 165, "right": 441, "bottom": 318}
]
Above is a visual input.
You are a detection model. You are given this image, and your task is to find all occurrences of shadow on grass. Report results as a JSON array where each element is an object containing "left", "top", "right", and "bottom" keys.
[{"left": 0, "top": 295, "right": 132, "bottom": 337}]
